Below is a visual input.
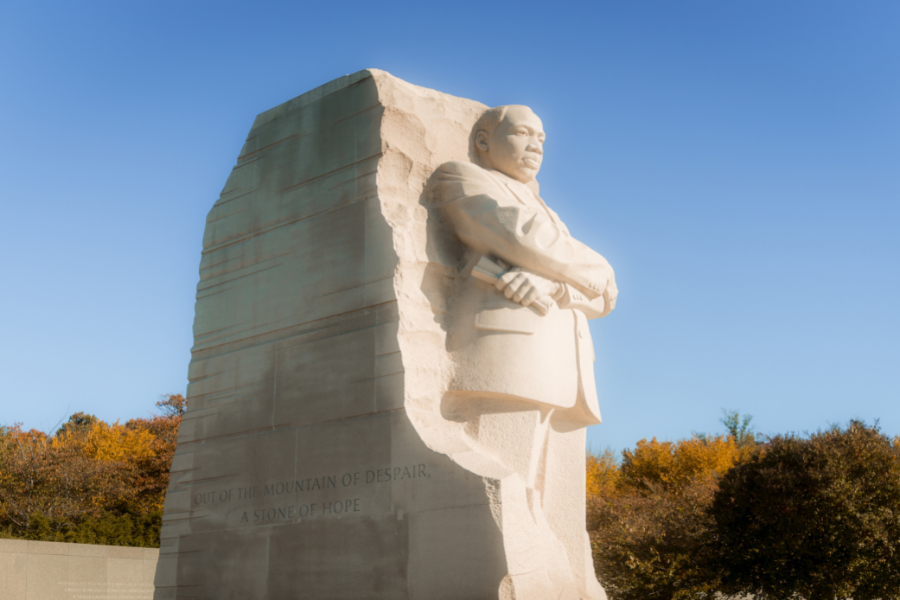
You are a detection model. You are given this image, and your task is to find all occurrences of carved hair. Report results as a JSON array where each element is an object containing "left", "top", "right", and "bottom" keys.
[
  {"left": 470, "top": 106, "right": 509, "bottom": 164},
  {"left": 474, "top": 106, "right": 509, "bottom": 139}
]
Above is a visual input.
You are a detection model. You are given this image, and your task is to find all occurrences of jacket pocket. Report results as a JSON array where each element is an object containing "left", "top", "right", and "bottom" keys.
[{"left": 474, "top": 306, "right": 537, "bottom": 334}]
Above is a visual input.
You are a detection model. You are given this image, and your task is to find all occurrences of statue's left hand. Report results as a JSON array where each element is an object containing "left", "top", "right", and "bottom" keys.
[{"left": 600, "top": 277, "right": 618, "bottom": 318}]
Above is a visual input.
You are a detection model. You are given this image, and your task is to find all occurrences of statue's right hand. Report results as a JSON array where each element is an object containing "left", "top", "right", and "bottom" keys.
[{"left": 495, "top": 268, "right": 560, "bottom": 308}]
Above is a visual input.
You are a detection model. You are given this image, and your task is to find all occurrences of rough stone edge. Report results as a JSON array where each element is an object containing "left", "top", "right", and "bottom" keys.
[{"left": 368, "top": 70, "right": 491, "bottom": 464}]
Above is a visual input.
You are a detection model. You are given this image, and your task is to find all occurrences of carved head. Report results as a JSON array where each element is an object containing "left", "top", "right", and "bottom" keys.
[{"left": 473, "top": 105, "right": 545, "bottom": 184}]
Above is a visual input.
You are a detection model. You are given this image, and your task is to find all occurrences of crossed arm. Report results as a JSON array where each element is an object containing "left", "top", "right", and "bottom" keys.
[
  {"left": 495, "top": 267, "right": 616, "bottom": 319},
  {"left": 431, "top": 161, "right": 617, "bottom": 319}
]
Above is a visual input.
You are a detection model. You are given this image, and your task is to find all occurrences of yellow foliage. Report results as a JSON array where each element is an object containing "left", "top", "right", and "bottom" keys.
[
  {"left": 51, "top": 420, "right": 155, "bottom": 463},
  {"left": 621, "top": 435, "right": 742, "bottom": 490},
  {"left": 673, "top": 435, "right": 743, "bottom": 483},
  {"left": 88, "top": 421, "right": 155, "bottom": 463},
  {"left": 586, "top": 448, "right": 620, "bottom": 497},
  {"left": 1, "top": 399, "right": 184, "bottom": 535}
]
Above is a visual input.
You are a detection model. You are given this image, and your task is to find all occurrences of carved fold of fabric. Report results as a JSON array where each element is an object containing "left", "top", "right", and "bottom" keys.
[{"left": 432, "top": 160, "right": 612, "bottom": 299}]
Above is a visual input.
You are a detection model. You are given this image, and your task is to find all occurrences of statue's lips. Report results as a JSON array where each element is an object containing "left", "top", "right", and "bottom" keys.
[{"left": 522, "top": 157, "right": 541, "bottom": 169}]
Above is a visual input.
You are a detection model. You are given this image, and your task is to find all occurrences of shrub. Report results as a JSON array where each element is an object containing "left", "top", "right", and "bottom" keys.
[
  {"left": 589, "top": 478, "right": 719, "bottom": 599},
  {"left": 589, "top": 433, "right": 746, "bottom": 599},
  {"left": 709, "top": 420, "right": 900, "bottom": 600},
  {"left": 0, "top": 511, "right": 161, "bottom": 547}
]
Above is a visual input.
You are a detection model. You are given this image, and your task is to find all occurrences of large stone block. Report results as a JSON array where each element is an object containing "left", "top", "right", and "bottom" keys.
[
  {"left": 155, "top": 70, "right": 510, "bottom": 600},
  {"left": 156, "top": 69, "right": 613, "bottom": 600}
]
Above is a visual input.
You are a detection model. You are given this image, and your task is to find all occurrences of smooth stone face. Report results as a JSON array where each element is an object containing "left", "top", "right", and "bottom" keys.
[
  {"left": 0, "top": 539, "right": 157, "bottom": 600},
  {"left": 155, "top": 69, "right": 614, "bottom": 600}
]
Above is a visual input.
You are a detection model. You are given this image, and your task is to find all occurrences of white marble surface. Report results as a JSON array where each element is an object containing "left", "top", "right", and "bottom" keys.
[{"left": 155, "top": 69, "right": 614, "bottom": 600}]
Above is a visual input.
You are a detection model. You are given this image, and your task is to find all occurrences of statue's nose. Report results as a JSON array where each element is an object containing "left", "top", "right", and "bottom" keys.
[{"left": 527, "top": 139, "right": 543, "bottom": 154}]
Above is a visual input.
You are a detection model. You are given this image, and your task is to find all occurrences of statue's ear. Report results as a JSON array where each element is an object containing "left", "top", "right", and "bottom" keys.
[{"left": 475, "top": 130, "right": 489, "bottom": 153}]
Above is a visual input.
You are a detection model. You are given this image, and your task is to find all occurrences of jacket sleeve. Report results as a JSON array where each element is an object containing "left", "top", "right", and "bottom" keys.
[
  {"left": 557, "top": 281, "right": 618, "bottom": 320},
  {"left": 430, "top": 161, "right": 613, "bottom": 300}
]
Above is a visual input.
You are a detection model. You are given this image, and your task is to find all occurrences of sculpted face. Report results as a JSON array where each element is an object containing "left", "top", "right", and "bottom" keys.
[{"left": 477, "top": 106, "right": 545, "bottom": 183}]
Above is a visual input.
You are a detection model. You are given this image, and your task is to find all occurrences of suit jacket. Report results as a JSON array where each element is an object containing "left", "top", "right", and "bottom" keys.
[{"left": 430, "top": 160, "right": 615, "bottom": 425}]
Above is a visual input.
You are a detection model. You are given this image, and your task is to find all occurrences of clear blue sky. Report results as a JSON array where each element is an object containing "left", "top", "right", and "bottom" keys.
[{"left": 1, "top": 1, "right": 897, "bottom": 454}]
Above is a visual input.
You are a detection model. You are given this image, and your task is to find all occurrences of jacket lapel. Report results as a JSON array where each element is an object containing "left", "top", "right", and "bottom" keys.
[{"left": 485, "top": 169, "right": 565, "bottom": 229}]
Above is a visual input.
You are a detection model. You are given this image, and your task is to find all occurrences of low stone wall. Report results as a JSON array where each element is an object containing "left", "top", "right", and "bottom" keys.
[{"left": 0, "top": 539, "right": 157, "bottom": 600}]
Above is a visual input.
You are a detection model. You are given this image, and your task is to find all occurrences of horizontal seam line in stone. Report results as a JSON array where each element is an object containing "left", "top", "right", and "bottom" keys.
[
  {"left": 236, "top": 133, "right": 303, "bottom": 161},
  {"left": 196, "top": 263, "right": 281, "bottom": 292},
  {"left": 205, "top": 205, "right": 248, "bottom": 224},
  {"left": 189, "top": 301, "right": 397, "bottom": 360},
  {"left": 199, "top": 188, "right": 378, "bottom": 256},
  {"left": 199, "top": 246, "right": 297, "bottom": 278},
  {"left": 276, "top": 152, "right": 382, "bottom": 194},
  {"left": 212, "top": 187, "right": 256, "bottom": 208},
  {"left": 199, "top": 253, "right": 244, "bottom": 271},
  {"left": 184, "top": 380, "right": 270, "bottom": 400},
  {"left": 351, "top": 371, "right": 404, "bottom": 383},
  {"left": 331, "top": 102, "right": 381, "bottom": 125},
  {"left": 171, "top": 474, "right": 234, "bottom": 485},
  {"left": 176, "top": 408, "right": 405, "bottom": 446},
  {"left": 218, "top": 185, "right": 243, "bottom": 196},
  {"left": 230, "top": 154, "right": 265, "bottom": 169},
  {"left": 316, "top": 275, "right": 394, "bottom": 297}
]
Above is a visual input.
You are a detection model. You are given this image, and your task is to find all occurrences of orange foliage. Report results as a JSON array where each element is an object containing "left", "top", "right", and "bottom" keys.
[
  {"left": 620, "top": 435, "right": 743, "bottom": 490},
  {"left": 0, "top": 394, "right": 184, "bottom": 531},
  {"left": 586, "top": 449, "right": 620, "bottom": 497},
  {"left": 55, "top": 420, "right": 155, "bottom": 463},
  {"left": 0, "top": 424, "right": 119, "bottom": 528},
  {"left": 124, "top": 404, "right": 182, "bottom": 513}
]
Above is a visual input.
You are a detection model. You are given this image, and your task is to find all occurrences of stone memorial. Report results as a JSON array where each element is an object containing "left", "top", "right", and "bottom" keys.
[{"left": 154, "top": 69, "right": 618, "bottom": 600}]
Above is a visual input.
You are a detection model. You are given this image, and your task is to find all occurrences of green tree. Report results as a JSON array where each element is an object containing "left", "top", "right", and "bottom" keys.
[
  {"left": 709, "top": 420, "right": 900, "bottom": 600},
  {"left": 719, "top": 409, "right": 758, "bottom": 448},
  {"left": 55, "top": 412, "right": 99, "bottom": 437}
]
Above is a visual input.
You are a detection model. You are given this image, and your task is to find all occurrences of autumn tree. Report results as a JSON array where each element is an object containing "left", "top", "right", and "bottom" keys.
[
  {"left": 0, "top": 423, "right": 120, "bottom": 533},
  {"left": 619, "top": 434, "right": 742, "bottom": 491},
  {"left": 587, "top": 411, "right": 758, "bottom": 599},
  {"left": 589, "top": 477, "right": 719, "bottom": 599},
  {"left": 0, "top": 394, "right": 185, "bottom": 546},
  {"left": 589, "top": 435, "right": 741, "bottom": 599},
  {"left": 586, "top": 448, "right": 619, "bottom": 498},
  {"left": 709, "top": 420, "right": 900, "bottom": 600},
  {"left": 124, "top": 393, "right": 185, "bottom": 513}
]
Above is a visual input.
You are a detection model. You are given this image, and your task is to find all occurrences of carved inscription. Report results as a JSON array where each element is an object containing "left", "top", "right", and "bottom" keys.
[
  {"left": 243, "top": 498, "right": 361, "bottom": 524},
  {"left": 60, "top": 581, "right": 154, "bottom": 599},
  {"left": 192, "top": 463, "right": 431, "bottom": 526}
]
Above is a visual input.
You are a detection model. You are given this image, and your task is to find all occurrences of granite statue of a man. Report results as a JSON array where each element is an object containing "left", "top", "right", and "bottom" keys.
[
  {"left": 429, "top": 105, "right": 618, "bottom": 600},
  {"left": 154, "top": 71, "right": 618, "bottom": 600}
]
